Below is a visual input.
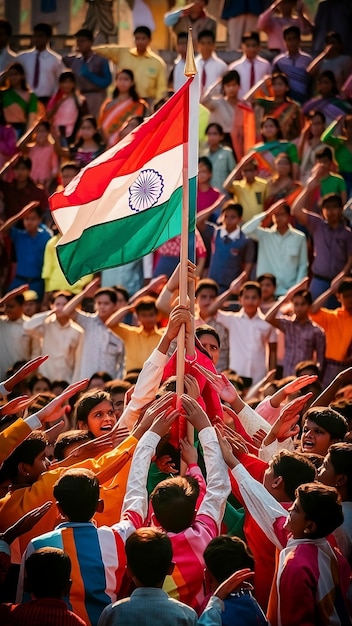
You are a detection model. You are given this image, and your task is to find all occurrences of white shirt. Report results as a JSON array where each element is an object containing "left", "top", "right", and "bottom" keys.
[
  {"left": 195, "top": 53, "right": 228, "bottom": 95},
  {"left": 172, "top": 56, "right": 187, "bottom": 92},
  {"left": 0, "top": 46, "right": 17, "bottom": 73},
  {"left": 0, "top": 316, "right": 37, "bottom": 380},
  {"left": 23, "top": 311, "right": 84, "bottom": 383},
  {"left": 73, "top": 311, "right": 124, "bottom": 380},
  {"left": 216, "top": 308, "right": 277, "bottom": 384},
  {"left": 17, "top": 46, "right": 64, "bottom": 98},
  {"left": 228, "top": 54, "right": 271, "bottom": 98}
]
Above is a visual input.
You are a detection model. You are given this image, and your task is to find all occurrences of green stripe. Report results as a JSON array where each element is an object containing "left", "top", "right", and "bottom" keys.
[{"left": 57, "top": 180, "right": 197, "bottom": 284}]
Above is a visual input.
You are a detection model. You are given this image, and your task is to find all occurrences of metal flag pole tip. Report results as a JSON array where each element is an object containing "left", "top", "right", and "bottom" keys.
[{"left": 184, "top": 28, "right": 197, "bottom": 77}]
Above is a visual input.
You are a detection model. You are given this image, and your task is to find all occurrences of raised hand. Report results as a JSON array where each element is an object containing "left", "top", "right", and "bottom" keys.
[
  {"left": 36, "top": 379, "right": 88, "bottom": 424},
  {"left": 180, "top": 437, "right": 198, "bottom": 466},
  {"left": 1, "top": 355, "right": 49, "bottom": 394},
  {"left": 181, "top": 394, "right": 211, "bottom": 432},
  {"left": 194, "top": 364, "right": 237, "bottom": 404}
]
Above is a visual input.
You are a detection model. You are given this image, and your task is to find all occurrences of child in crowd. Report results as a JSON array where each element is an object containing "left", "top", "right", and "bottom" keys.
[
  {"left": 200, "top": 535, "right": 268, "bottom": 625},
  {"left": 201, "top": 123, "right": 236, "bottom": 192},
  {"left": 47, "top": 70, "right": 88, "bottom": 147},
  {"left": 194, "top": 279, "right": 229, "bottom": 372},
  {"left": 258, "top": 274, "right": 277, "bottom": 313},
  {"left": 0, "top": 547, "right": 86, "bottom": 625},
  {"left": 0, "top": 201, "right": 51, "bottom": 301},
  {"left": 105, "top": 296, "right": 164, "bottom": 374},
  {"left": 299, "top": 406, "right": 348, "bottom": 456},
  {"left": 265, "top": 280, "right": 326, "bottom": 377},
  {"left": 97, "top": 528, "right": 198, "bottom": 626},
  {"left": 206, "top": 278, "right": 277, "bottom": 385},
  {"left": 224, "top": 155, "right": 268, "bottom": 223},
  {"left": 207, "top": 202, "right": 255, "bottom": 293},
  {"left": 25, "top": 120, "right": 59, "bottom": 192}
]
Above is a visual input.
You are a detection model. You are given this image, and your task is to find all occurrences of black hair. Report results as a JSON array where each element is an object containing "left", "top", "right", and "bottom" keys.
[
  {"left": 104, "top": 379, "right": 132, "bottom": 395},
  {"left": 54, "top": 430, "right": 90, "bottom": 461},
  {"left": 53, "top": 468, "right": 100, "bottom": 522},
  {"left": 7, "top": 62, "right": 28, "bottom": 91},
  {"left": 33, "top": 23, "right": 52, "bottom": 38},
  {"left": 198, "top": 155, "right": 213, "bottom": 172},
  {"left": 126, "top": 528, "right": 173, "bottom": 586},
  {"left": 195, "top": 278, "right": 219, "bottom": 298},
  {"left": 320, "top": 193, "right": 343, "bottom": 210},
  {"left": 94, "top": 287, "right": 118, "bottom": 304},
  {"left": 283, "top": 26, "right": 301, "bottom": 39},
  {"left": 134, "top": 295, "right": 157, "bottom": 314},
  {"left": 242, "top": 31, "right": 260, "bottom": 44},
  {"left": 75, "top": 28, "right": 94, "bottom": 41},
  {"left": 195, "top": 325, "right": 220, "bottom": 348},
  {"left": 315, "top": 146, "right": 333, "bottom": 161},
  {"left": 177, "top": 31, "right": 188, "bottom": 42},
  {"left": 114, "top": 285, "right": 129, "bottom": 301},
  {"left": 297, "top": 482, "right": 343, "bottom": 538},
  {"left": 261, "top": 116, "right": 283, "bottom": 141},
  {"left": 337, "top": 278, "right": 352, "bottom": 294},
  {"left": 292, "top": 289, "right": 312, "bottom": 305},
  {"left": 222, "top": 70, "right": 240, "bottom": 86},
  {"left": 14, "top": 155, "right": 32, "bottom": 170},
  {"left": 197, "top": 29, "right": 215, "bottom": 43},
  {"left": 2, "top": 431, "right": 47, "bottom": 482},
  {"left": 307, "top": 109, "right": 326, "bottom": 124},
  {"left": 112, "top": 68, "right": 141, "bottom": 101},
  {"left": 75, "top": 115, "right": 103, "bottom": 149},
  {"left": 303, "top": 407, "right": 348, "bottom": 441},
  {"left": 0, "top": 18, "right": 12, "bottom": 37},
  {"left": 295, "top": 361, "right": 320, "bottom": 377},
  {"left": 271, "top": 450, "right": 316, "bottom": 501},
  {"left": 151, "top": 475, "right": 199, "bottom": 532},
  {"left": 58, "top": 70, "right": 76, "bottom": 84},
  {"left": 204, "top": 535, "right": 254, "bottom": 583},
  {"left": 75, "top": 390, "right": 113, "bottom": 428},
  {"left": 133, "top": 26, "right": 151, "bottom": 38},
  {"left": 27, "top": 373, "right": 52, "bottom": 393},
  {"left": 257, "top": 273, "right": 277, "bottom": 287},
  {"left": 205, "top": 122, "right": 224, "bottom": 135},
  {"left": 36, "top": 120, "right": 51, "bottom": 133},
  {"left": 51, "top": 290, "right": 74, "bottom": 303},
  {"left": 317, "top": 70, "right": 339, "bottom": 95},
  {"left": 25, "top": 548, "right": 71, "bottom": 598},
  {"left": 239, "top": 281, "right": 261, "bottom": 298},
  {"left": 61, "top": 161, "right": 81, "bottom": 175},
  {"left": 221, "top": 200, "right": 243, "bottom": 218},
  {"left": 328, "top": 442, "right": 352, "bottom": 500}
]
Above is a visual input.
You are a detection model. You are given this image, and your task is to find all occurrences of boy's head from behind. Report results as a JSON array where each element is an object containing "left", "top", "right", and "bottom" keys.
[
  {"left": 151, "top": 475, "right": 199, "bottom": 533},
  {"left": 53, "top": 468, "right": 102, "bottom": 522},
  {"left": 126, "top": 528, "right": 173, "bottom": 587},
  {"left": 204, "top": 535, "right": 253, "bottom": 586},
  {"left": 239, "top": 281, "right": 261, "bottom": 318},
  {"left": 25, "top": 547, "right": 72, "bottom": 599}
]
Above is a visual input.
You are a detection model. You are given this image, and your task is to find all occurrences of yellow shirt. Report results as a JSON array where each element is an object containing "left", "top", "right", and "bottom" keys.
[
  {"left": 111, "top": 323, "right": 164, "bottom": 373},
  {"left": 93, "top": 45, "right": 167, "bottom": 102},
  {"left": 42, "top": 235, "right": 93, "bottom": 294},
  {"left": 229, "top": 177, "right": 267, "bottom": 223},
  {"left": 309, "top": 308, "right": 352, "bottom": 361}
]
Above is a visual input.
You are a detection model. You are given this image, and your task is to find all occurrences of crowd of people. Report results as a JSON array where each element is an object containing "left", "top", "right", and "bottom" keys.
[{"left": 0, "top": 1, "right": 352, "bottom": 624}]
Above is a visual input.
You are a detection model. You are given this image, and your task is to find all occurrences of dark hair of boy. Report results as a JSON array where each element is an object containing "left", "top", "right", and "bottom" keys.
[
  {"left": 295, "top": 360, "right": 320, "bottom": 377},
  {"left": 197, "top": 29, "right": 216, "bottom": 43},
  {"left": 204, "top": 535, "right": 253, "bottom": 583},
  {"left": 242, "top": 31, "right": 260, "bottom": 44},
  {"left": 283, "top": 25, "right": 301, "bottom": 39},
  {"left": 292, "top": 289, "right": 312, "bottom": 305},
  {"left": 297, "top": 482, "right": 343, "bottom": 538},
  {"left": 61, "top": 162, "right": 81, "bottom": 175},
  {"left": 75, "top": 28, "right": 94, "bottom": 41},
  {"left": 2, "top": 432, "right": 48, "bottom": 482},
  {"left": 271, "top": 450, "right": 316, "bottom": 501},
  {"left": 303, "top": 407, "right": 348, "bottom": 441},
  {"left": 126, "top": 528, "right": 173, "bottom": 586},
  {"left": 53, "top": 468, "right": 100, "bottom": 523},
  {"left": 104, "top": 379, "right": 132, "bottom": 395},
  {"left": 205, "top": 122, "right": 224, "bottom": 135},
  {"left": 33, "top": 23, "right": 52, "bottom": 38},
  {"left": 133, "top": 26, "right": 151, "bottom": 38},
  {"left": 239, "top": 281, "right": 261, "bottom": 298},
  {"left": 25, "top": 547, "right": 71, "bottom": 598},
  {"left": 54, "top": 430, "right": 90, "bottom": 461},
  {"left": 221, "top": 201, "right": 243, "bottom": 218},
  {"left": 195, "top": 278, "right": 219, "bottom": 298},
  {"left": 14, "top": 155, "right": 32, "bottom": 170},
  {"left": 151, "top": 476, "right": 200, "bottom": 533},
  {"left": 328, "top": 443, "right": 352, "bottom": 500},
  {"left": 134, "top": 296, "right": 157, "bottom": 314},
  {"left": 337, "top": 278, "right": 352, "bottom": 294},
  {"left": 114, "top": 285, "right": 129, "bottom": 302},
  {"left": 94, "top": 287, "right": 118, "bottom": 304},
  {"left": 222, "top": 70, "right": 240, "bottom": 86}
]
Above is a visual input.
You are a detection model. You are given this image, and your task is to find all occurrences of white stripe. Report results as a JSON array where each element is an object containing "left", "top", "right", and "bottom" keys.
[
  {"left": 189, "top": 73, "right": 200, "bottom": 178},
  {"left": 55, "top": 144, "right": 183, "bottom": 239}
]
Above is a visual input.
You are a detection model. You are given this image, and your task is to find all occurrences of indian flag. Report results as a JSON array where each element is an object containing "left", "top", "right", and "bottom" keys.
[{"left": 50, "top": 76, "right": 199, "bottom": 285}]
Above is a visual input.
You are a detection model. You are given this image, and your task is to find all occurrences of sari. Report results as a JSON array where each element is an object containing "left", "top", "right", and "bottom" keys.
[
  {"left": 302, "top": 96, "right": 352, "bottom": 127},
  {"left": 1, "top": 88, "right": 38, "bottom": 138},
  {"left": 99, "top": 97, "right": 147, "bottom": 147},
  {"left": 253, "top": 98, "right": 302, "bottom": 141}
]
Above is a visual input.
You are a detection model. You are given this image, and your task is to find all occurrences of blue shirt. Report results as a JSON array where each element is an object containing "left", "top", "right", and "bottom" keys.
[{"left": 10, "top": 226, "right": 51, "bottom": 278}]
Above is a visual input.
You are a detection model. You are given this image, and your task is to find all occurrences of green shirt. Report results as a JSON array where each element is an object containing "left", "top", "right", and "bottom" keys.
[{"left": 320, "top": 172, "right": 346, "bottom": 197}]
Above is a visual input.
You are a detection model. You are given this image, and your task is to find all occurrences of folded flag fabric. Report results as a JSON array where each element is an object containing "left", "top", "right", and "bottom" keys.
[{"left": 49, "top": 76, "right": 199, "bottom": 284}]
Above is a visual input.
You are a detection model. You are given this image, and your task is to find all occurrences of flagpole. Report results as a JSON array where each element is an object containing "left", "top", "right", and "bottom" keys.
[{"left": 176, "top": 30, "right": 197, "bottom": 452}]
